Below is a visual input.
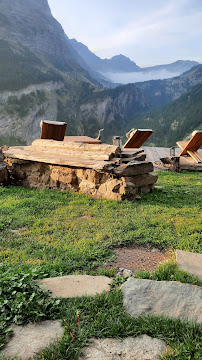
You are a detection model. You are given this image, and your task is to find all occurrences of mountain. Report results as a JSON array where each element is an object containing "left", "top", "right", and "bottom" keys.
[
  {"left": 68, "top": 38, "right": 199, "bottom": 83},
  {"left": 123, "top": 81, "right": 202, "bottom": 147},
  {"left": 68, "top": 38, "right": 140, "bottom": 73},
  {"left": 135, "top": 65, "right": 202, "bottom": 109},
  {"left": 0, "top": 0, "right": 149, "bottom": 145},
  {"left": 142, "top": 60, "right": 199, "bottom": 73},
  {"left": 0, "top": 0, "right": 88, "bottom": 75}
]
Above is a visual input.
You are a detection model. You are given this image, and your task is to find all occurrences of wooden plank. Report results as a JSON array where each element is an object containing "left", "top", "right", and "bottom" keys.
[
  {"left": 187, "top": 150, "right": 202, "bottom": 163},
  {"left": 32, "top": 139, "right": 120, "bottom": 155},
  {"left": 64, "top": 136, "right": 101, "bottom": 144},
  {"left": 123, "top": 129, "right": 153, "bottom": 148},
  {"left": 120, "top": 148, "right": 144, "bottom": 157},
  {"left": 179, "top": 156, "right": 202, "bottom": 171},
  {"left": 21, "top": 146, "right": 112, "bottom": 161},
  {"left": 3, "top": 147, "right": 113, "bottom": 171},
  {"left": 113, "top": 161, "right": 153, "bottom": 176}
]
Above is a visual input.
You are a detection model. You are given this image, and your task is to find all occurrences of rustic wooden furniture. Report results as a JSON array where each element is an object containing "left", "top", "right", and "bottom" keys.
[
  {"left": 40, "top": 121, "right": 67, "bottom": 141},
  {"left": 177, "top": 131, "right": 202, "bottom": 163},
  {"left": 123, "top": 129, "right": 153, "bottom": 148}
]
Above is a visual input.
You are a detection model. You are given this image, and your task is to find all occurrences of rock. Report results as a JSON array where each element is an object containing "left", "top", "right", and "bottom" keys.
[
  {"left": 1, "top": 320, "right": 64, "bottom": 360},
  {"left": 79, "top": 335, "right": 168, "bottom": 360},
  {"left": 122, "top": 278, "right": 202, "bottom": 323},
  {"left": 117, "top": 268, "right": 134, "bottom": 277},
  {"left": 113, "top": 161, "right": 153, "bottom": 177},
  {"left": 126, "top": 173, "right": 158, "bottom": 187},
  {"left": 0, "top": 160, "right": 8, "bottom": 184},
  {"left": 176, "top": 250, "right": 202, "bottom": 281},
  {"left": 141, "top": 185, "right": 151, "bottom": 193},
  {"left": 38, "top": 275, "right": 113, "bottom": 298},
  {"left": 97, "top": 178, "right": 137, "bottom": 201}
]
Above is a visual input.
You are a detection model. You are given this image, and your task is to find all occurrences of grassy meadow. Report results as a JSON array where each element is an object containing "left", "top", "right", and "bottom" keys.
[{"left": 0, "top": 171, "right": 202, "bottom": 359}]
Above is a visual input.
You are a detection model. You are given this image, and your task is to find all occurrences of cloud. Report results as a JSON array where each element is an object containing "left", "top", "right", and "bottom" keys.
[{"left": 99, "top": 70, "right": 182, "bottom": 84}]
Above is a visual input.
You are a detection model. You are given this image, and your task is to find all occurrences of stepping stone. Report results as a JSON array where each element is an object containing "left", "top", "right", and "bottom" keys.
[
  {"left": 38, "top": 275, "right": 113, "bottom": 298},
  {"left": 122, "top": 278, "right": 202, "bottom": 324},
  {"left": 176, "top": 250, "right": 202, "bottom": 281},
  {"left": 1, "top": 320, "right": 64, "bottom": 360},
  {"left": 79, "top": 335, "right": 168, "bottom": 360}
]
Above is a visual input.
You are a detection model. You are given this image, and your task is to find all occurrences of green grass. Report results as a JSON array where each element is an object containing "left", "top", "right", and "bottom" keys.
[
  {"left": 0, "top": 171, "right": 201, "bottom": 274},
  {"left": 0, "top": 171, "right": 202, "bottom": 359}
]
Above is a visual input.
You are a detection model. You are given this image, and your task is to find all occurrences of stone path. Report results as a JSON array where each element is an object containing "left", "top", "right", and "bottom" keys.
[
  {"left": 2, "top": 263, "right": 202, "bottom": 359},
  {"left": 176, "top": 250, "right": 202, "bottom": 280},
  {"left": 79, "top": 335, "right": 168, "bottom": 360},
  {"left": 122, "top": 278, "right": 202, "bottom": 323},
  {"left": 38, "top": 275, "right": 113, "bottom": 297},
  {"left": 1, "top": 320, "right": 64, "bottom": 360}
]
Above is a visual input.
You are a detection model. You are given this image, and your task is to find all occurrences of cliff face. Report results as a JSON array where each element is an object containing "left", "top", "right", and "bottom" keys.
[
  {"left": 0, "top": 0, "right": 84, "bottom": 72},
  {"left": 0, "top": 82, "right": 60, "bottom": 144},
  {"left": 0, "top": 82, "right": 149, "bottom": 145}
]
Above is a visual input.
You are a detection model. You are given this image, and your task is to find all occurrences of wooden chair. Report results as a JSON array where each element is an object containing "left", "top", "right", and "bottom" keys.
[
  {"left": 123, "top": 129, "right": 153, "bottom": 148},
  {"left": 40, "top": 121, "right": 67, "bottom": 141},
  {"left": 177, "top": 130, "right": 202, "bottom": 163}
]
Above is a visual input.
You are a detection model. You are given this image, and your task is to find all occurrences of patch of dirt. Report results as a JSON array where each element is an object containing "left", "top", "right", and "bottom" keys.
[{"left": 105, "top": 245, "right": 172, "bottom": 272}]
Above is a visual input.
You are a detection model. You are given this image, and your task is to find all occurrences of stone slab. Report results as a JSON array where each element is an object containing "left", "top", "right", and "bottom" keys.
[
  {"left": 1, "top": 320, "right": 64, "bottom": 360},
  {"left": 79, "top": 335, "right": 168, "bottom": 360},
  {"left": 122, "top": 278, "right": 202, "bottom": 323},
  {"left": 38, "top": 275, "right": 113, "bottom": 298},
  {"left": 176, "top": 250, "right": 202, "bottom": 281}
]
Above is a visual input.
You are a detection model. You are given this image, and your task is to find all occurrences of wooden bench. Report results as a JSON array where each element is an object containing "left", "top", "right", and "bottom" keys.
[
  {"left": 123, "top": 129, "right": 153, "bottom": 148},
  {"left": 177, "top": 131, "right": 202, "bottom": 163}
]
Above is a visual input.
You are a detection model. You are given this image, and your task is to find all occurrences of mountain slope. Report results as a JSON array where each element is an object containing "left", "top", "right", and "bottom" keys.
[
  {"left": 68, "top": 38, "right": 140, "bottom": 73},
  {"left": 143, "top": 60, "right": 199, "bottom": 73},
  {"left": 135, "top": 65, "right": 202, "bottom": 109},
  {"left": 124, "top": 82, "right": 202, "bottom": 147},
  {"left": 0, "top": 0, "right": 87, "bottom": 75}
]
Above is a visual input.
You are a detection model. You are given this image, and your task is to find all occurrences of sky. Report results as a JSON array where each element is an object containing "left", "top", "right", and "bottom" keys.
[{"left": 48, "top": 0, "right": 202, "bottom": 67}]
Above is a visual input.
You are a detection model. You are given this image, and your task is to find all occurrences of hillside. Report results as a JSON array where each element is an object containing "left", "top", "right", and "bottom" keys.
[
  {"left": 124, "top": 82, "right": 202, "bottom": 147},
  {"left": 135, "top": 65, "right": 202, "bottom": 109}
]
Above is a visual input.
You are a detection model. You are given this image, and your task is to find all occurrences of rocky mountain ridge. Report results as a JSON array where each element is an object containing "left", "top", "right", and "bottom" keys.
[{"left": 68, "top": 38, "right": 198, "bottom": 78}]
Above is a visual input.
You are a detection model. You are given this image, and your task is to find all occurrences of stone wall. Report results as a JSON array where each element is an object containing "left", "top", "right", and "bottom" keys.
[{"left": 5, "top": 158, "right": 158, "bottom": 201}]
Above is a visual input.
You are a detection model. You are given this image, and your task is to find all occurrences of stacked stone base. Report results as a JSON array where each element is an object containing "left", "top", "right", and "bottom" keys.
[{"left": 5, "top": 158, "right": 158, "bottom": 201}]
